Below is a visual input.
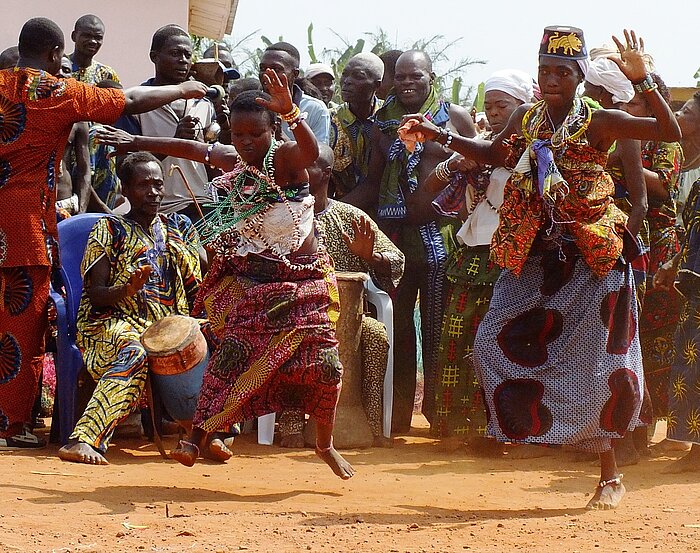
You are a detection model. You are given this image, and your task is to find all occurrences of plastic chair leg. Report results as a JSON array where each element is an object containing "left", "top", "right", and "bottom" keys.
[
  {"left": 257, "top": 412, "right": 276, "bottom": 445},
  {"left": 364, "top": 281, "right": 394, "bottom": 438}
]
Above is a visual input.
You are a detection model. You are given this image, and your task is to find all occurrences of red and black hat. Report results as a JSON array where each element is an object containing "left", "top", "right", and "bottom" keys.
[{"left": 539, "top": 26, "right": 588, "bottom": 60}]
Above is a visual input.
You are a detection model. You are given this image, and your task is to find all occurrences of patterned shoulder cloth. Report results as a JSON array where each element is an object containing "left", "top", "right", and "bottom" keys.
[{"left": 491, "top": 97, "right": 628, "bottom": 277}]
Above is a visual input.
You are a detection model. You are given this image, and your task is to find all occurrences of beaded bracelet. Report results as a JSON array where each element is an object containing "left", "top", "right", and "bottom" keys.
[
  {"left": 632, "top": 74, "right": 658, "bottom": 94},
  {"left": 289, "top": 111, "right": 308, "bottom": 130},
  {"left": 433, "top": 127, "right": 454, "bottom": 147},
  {"left": 205, "top": 142, "right": 217, "bottom": 167},
  {"left": 282, "top": 104, "right": 301, "bottom": 123},
  {"left": 444, "top": 128, "right": 454, "bottom": 147},
  {"left": 435, "top": 160, "right": 453, "bottom": 182}
]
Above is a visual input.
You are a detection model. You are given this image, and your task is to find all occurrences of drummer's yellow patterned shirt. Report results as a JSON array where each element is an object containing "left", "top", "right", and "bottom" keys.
[{"left": 77, "top": 213, "right": 202, "bottom": 378}]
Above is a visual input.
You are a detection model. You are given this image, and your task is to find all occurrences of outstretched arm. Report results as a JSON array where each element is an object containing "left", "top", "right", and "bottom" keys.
[
  {"left": 122, "top": 81, "right": 208, "bottom": 115},
  {"left": 617, "top": 139, "right": 648, "bottom": 236},
  {"left": 95, "top": 126, "right": 239, "bottom": 172},
  {"left": 398, "top": 104, "right": 528, "bottom": 167}
]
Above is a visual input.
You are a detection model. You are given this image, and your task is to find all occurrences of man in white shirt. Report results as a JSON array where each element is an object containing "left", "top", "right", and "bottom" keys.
[{"left": 118, "top": 25, "right": 217, "bottom": 220}]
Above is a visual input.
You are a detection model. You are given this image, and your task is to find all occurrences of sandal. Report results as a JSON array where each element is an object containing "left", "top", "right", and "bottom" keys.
[{"left": 0, "top": 428, "right": 47, "bottom": 450}]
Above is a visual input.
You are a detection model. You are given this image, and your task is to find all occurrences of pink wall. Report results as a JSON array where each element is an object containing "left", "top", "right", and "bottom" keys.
[{"left": 0, "top": 0, "right": 189, "bottom": 87}]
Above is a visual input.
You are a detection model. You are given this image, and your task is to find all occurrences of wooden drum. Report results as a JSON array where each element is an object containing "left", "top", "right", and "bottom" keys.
[
  {"left": 305, "top": 271, "right": 373, "bottom": 448},
  {"left": 141, "top": 315, "right": 208, "bottom": 426}
]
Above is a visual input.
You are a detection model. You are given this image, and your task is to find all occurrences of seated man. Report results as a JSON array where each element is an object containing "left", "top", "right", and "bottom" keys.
[
  {"left": 279, "top": 145, "right": 405, "bottom": 447},
  {"left": 58, "top": 152, "right": 207, "bottom": 465}
]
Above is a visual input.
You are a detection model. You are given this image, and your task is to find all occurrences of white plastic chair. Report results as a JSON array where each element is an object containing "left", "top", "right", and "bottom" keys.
[
  {"left": 365, "top": 279, "right": 394, "bottom": 439},
  {"left": 257, "top": 412, "right": 276, "bottom": 445},
  {"left": 255, "top": 278, "right": 395, "bottom": 444}
]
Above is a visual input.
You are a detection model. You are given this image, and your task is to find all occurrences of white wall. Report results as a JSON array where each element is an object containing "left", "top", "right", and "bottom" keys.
[{"left": 0, "top": 0, "right": 189, "bottom": 87}]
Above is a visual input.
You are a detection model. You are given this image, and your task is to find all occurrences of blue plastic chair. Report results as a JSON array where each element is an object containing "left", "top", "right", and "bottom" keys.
[{"left": 49, "top": 213, "right": 105, "bottom": 444}]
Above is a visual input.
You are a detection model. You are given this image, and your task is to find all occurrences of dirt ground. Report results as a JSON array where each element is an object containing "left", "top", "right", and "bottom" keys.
[{"left": 1, "top": 418, "right": 699, "bottom": 553}]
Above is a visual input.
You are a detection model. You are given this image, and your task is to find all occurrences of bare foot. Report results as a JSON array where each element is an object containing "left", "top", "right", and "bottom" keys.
[
  {"left": 315, "top": 445, "right": 355, "bottom": 479},
  {"left": 58, "top": 442, "right": 108, "bottom": 465},
  {"left": 663, "top": 451, "right": 700, "bottom": 474},
  {"left": 650, "top": 439, "right": 692, "bottom": 457},
  {"left": 280, "top": 432, "right": 305, "bottom": 449},
  {"left": 586, "top": 480, "right": 626, "bottom": 510},
  {"left": 171, "top": 440, "right": 199, "bottom": 467},
  {"left": 203, "top": 438, "right": 232, "bottom": 462},
  {"left": 505, "top": 444, "right": 552, "bottom": 459}
]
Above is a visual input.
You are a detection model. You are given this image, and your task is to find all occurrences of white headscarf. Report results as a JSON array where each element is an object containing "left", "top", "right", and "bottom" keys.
[
  {"left": 576, "top": 58, "right": 590, "bottom": 81},
  {"left": 484, "top": 69, "right": 534, "bottom": 104},
  {"left": 585, "top": 57, "right": 634, "bottom": 104}
]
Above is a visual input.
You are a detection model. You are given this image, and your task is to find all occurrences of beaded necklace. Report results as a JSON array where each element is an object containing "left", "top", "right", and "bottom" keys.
[
  {"left": 197, "top": 140, "right": 319, "bottom": 270},
  {"left": 522, "top": 98, "right": 592, "bottom": 149}
]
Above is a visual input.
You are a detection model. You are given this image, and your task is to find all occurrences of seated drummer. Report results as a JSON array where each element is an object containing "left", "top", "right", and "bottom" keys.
[
  {"left": 278, "top": 144, "right": 405, "bottom": 448},
  {"left": 58, "top": 152, "right": 214, "bottom": 465}
]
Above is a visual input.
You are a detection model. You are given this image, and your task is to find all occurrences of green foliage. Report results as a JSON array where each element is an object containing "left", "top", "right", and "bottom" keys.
[
  {"left": 307, "top": 23, "right": 318, "bottom": 64},
  {"left": 695, "top": 67, "right": 700, "bottom": 88},
  {"left": 450, "top": 77, "right": 462, "bottom": 106},
  {"left": 472, "top": 82, "right": 485, "bottom": 112}
]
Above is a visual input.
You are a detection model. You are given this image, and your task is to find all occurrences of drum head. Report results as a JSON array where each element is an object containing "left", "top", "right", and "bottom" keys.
[
  {"left": 335, "top": 271, "right": 368, "bottom": 282},
  {"left": 141, "top": 315, "right": 199, "bottom": 355}
]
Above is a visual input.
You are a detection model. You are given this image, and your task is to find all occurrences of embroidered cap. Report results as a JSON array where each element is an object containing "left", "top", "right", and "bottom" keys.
[{"left": 539, "top": 26, "right": 587, "bottom": 60}]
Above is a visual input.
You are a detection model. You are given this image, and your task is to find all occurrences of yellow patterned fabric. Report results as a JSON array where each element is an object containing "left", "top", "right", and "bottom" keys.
[
  {"left": 71, "top": 214, "right": 201, "bottom": 451},
  {"left": 316, "top": 199, "right": 404, "bottom": 292}
]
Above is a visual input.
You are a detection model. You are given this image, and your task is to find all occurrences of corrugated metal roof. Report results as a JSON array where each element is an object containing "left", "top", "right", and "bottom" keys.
[{"left": 188, "top": 0, "right": 239, "bottom": 40}]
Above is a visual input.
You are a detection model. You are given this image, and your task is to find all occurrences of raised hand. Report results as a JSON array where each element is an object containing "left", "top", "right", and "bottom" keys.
[
  {"left": 94, "top": 125, "right": 136, "bottom": 154},
  {"left": 124, "top": 265, "right": 153, "bottom": 296},
  {"left": 256, "top": 68, "right": 294, "bottom": 115},
  {"left": 179, "top": 80, "right": 209, "bottom": 99},
  {"left": 342, "top": 217, "right": 376, "bottom": 262},
  {"left": 609, "top": 29, "right": 647, "bottom": 83}
]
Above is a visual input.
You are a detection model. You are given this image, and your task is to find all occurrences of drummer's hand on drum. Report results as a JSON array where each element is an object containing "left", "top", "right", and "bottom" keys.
[
  {"left": 342, "top": 217, "right": 376, "bottom": 263},
  {"left": 124, "top": 265, "right": 153, "bottom": 296}
]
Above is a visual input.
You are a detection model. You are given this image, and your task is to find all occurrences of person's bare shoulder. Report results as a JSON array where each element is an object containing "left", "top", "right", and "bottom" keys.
[
  {"left": 499, "top": 104, "right": 531, "bottom": 140},
  {"left": 448, "top": 103, "right": 477, "bottom": 138}
]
